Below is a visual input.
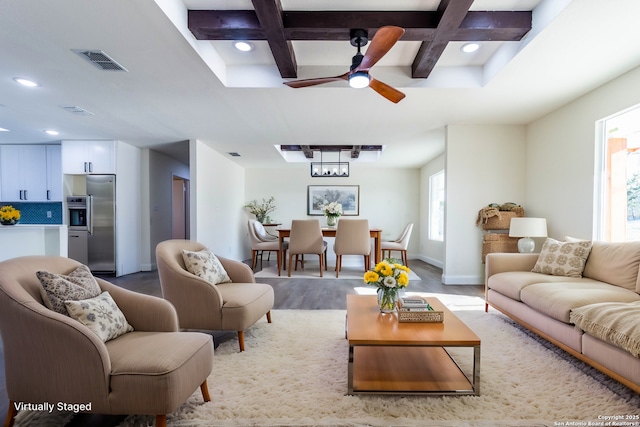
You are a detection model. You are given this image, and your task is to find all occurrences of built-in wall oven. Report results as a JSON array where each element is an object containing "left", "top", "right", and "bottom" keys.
[
  {"left": 67, "top": 196, "right": 91, "bottom": 231},
  {"left": 67, "top": 196, "right": 91, "bottom": 265}
]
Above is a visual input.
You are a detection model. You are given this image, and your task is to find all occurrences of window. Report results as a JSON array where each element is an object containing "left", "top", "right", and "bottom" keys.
[
  {"left": 596, "top": 104, "right": 640, "bottom": 241},
  {"left": 429, "top": 170, "right": 445, "bottom": 241}
]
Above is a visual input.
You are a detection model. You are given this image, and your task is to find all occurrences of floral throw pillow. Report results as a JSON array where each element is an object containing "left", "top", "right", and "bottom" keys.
[
  {"left": 531, "top": 238, "right": 593, "bottom": 278},
  {"left": 37, "top": 265, "right": 101, "bottom": 315},
  {"left": 65, "top": 291, "right": 134, "bottom": 342},
  {"left": 182, "top": 249, "right": 232, "bottom": 285}
]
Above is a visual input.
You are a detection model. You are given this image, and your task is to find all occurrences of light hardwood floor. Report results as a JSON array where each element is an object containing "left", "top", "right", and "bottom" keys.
[{"left": 0, "top": 258, "right": 484, "bottom": 427}]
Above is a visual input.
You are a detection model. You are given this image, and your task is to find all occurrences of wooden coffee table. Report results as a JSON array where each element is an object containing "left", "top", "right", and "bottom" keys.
[{"left": 345, "top": 295, "right": 481, "bottom": 395}]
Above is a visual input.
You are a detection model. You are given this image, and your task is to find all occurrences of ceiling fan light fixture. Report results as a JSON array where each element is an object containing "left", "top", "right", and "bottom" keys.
[
  {"left": 348, "top": 71, "right": 370, "bottom": 89},
  {"left": 233, "top": 41, "right": 254, "bottom": 52}
]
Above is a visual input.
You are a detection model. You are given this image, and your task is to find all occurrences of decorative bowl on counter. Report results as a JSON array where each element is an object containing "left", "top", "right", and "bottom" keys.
[{"left": 0, "top": 205, "right": 21, "bottom": 225}]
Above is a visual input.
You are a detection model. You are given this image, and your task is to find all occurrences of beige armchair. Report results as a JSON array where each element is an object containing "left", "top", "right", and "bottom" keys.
[
  {"left": 0, "top": 255, "right": 213, "bottom": 427},
  {"left": 156, "top": 239, "right": 274, "bottom": 352}
]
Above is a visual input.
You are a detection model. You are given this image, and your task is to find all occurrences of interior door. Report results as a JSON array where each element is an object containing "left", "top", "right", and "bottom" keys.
[{"left": 172, "top": 177, "right": 189, "bottom": 239}]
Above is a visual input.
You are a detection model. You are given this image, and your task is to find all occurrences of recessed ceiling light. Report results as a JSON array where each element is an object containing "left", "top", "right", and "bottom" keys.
[
  {"left": 461, "top": 43, "right": 480, "bottom": 53},
  {"left": 13, "top": 77, "right": 40, "bottom": 87},
  {"left": 0, "top": 127, "right": 9, "bottom": 132},
  {"left": 44, "top": 130, "right": 59, "bottom": 136},
  {"left": 233, "top": 41, "right": 254, "bottom": 52}
]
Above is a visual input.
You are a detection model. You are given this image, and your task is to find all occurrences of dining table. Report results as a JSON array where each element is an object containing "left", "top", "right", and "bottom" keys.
[{"left": 276, "top": 226, "right": 382, "bottom": 276}]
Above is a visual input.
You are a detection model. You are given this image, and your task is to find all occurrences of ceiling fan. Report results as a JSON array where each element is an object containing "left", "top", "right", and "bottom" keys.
[{"left": 283, "top": 26, "right": 406, "bottom": 104}]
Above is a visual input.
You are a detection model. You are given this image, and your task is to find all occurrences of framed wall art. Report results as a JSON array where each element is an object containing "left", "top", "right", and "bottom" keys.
[{"left": 307, "top": 185, "right": 360, "bottom": 216}]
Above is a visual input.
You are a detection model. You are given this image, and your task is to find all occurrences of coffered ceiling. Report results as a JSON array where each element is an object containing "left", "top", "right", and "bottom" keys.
[{"left": 1, "top": 0, "right": 640, "bottom": 169}]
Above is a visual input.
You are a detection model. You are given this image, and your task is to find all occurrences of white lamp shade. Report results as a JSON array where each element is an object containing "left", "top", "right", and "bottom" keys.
[{"left": 509, "top": 218, "right": 548, "bottom": 238}]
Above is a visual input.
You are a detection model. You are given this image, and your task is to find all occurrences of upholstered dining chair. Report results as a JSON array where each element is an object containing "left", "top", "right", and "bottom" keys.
[
  {"left": 0, "top": 255, "right": 213, "bottom": 427},
  {"left": 248, "top": 219, "right": 288, "bottom": 271},
  {"left": 156, "top": 239, "right": 274, "bottom": 352},
  {"left": 380, "top": 223, "right": 413, "bottom": 265},
  {"left": 333, "top": 219, "right": 371, "bottom": 277},
  {"left": 287, "top": 219, "right": 328, "bottom": 277}
]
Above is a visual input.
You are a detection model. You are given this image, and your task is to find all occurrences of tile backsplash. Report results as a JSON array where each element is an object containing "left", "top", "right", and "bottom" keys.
[{"left": 1, "top": 202, "right": 63, "bottom": 224}]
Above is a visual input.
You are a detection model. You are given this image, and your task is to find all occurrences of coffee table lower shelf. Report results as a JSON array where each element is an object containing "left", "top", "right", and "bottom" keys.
[{"left": 348, "top": 345, "right": 479, "bottom": 396}]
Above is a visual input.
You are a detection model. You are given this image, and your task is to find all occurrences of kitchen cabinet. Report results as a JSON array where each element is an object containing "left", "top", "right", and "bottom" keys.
[
  {"left": 62, "top": 140, "right": 116, "bottom": 174},
  {"left": 46, "top": 145, "right": 63, "bottom": 201},
  {"left": 0, "top": 145, "right": 62, "bottom": 202},
  {"left": 0, "top": 145, "right": 48, "bottom": 201}
]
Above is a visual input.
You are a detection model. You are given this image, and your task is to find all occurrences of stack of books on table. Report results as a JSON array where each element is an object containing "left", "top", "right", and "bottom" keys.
[
  {"left": 398, "top": 297, "right": 434, "bottom": 311},
  {"left": 397, "top": 297, "right": 444, "bottom": 323}
]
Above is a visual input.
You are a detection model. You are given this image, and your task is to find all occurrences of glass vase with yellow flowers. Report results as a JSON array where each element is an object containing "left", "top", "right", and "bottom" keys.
[{"left": 363, "top": 258, "right": 410, "bottom": 313}]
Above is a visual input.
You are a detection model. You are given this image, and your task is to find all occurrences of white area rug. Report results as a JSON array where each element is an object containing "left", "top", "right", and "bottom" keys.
[
  {"left": 255, "top": 265, "right": 421, "bottom": 281},
  {"left": 13, "top": 299, "right": 639, "bottom": 427},
  {"left": 109, "top": 304, "right": 638, "bottom": 427}
]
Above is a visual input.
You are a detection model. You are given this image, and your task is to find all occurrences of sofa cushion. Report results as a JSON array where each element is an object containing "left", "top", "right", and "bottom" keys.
[
  {"left": 488, "top": 271, "right": 593, "bottom": 301},
  {"left": 570, "top": 301, "right": 640, "bottom": 357},
  {"left": 531, "top": 238, "right": 593, "bottom": 278},
  {"left": 37, "top": 264, "right": 101, "bottom": 315},
  {"left": 182, "top": 248, "right": 231, "bottom": 285},
  {"left": 65, "top": 291, "right": 134, "bottom": 342},
  {"left": 582, "top": 241, "right": 640, "bottom": 292},
  {"left": 520, "top": 282, "right": 640, "bottom": 324}
]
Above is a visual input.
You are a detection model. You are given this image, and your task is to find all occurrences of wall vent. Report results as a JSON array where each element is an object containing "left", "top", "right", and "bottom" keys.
[
  {"left": 228, "top": 152, "right": 241, "bottom": 157},
  {"left": 61, "top": 105, "right": 94, "bottom": 116},
  {"left": 72, "top": 49, "right": 128, "bottom": 72}
]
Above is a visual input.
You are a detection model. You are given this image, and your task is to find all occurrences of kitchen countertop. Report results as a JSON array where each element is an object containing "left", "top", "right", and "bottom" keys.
[{"left": 0, "top": 224, "right": 66, "bottom": 229}]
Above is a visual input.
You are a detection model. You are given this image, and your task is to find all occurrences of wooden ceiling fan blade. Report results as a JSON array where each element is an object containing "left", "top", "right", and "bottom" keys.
[
  {"left": 369, "top": 77, "right": 406, "bottom": 103},
  {"left": 356, "top": 26, "right": 405, "bottom": 72},
  {"left": 284, "top": 73, "right": 348, "bottom": 88}
]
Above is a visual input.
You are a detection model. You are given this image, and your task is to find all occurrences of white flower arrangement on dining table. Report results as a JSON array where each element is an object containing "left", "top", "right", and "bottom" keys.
[{"left": 321, "top": 201, "right": 343, "bottom": 218}]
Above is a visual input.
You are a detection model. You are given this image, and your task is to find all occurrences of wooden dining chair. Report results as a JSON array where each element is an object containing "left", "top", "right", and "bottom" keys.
[
  {"left": 287, "top": 219, "right": 328, "bottom": 277},
  {"left": 334, "top": 219, "right": 371, "bottom": 277}
]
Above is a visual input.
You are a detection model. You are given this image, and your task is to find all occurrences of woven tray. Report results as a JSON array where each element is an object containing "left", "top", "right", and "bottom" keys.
[{"left": 398, "top": 309, "right": 444, "bottom": 323}]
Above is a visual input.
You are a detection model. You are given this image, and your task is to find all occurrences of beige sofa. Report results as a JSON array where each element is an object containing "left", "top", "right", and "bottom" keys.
[{"left": 485, "top": 240, "right": 640, "bottom": 394}]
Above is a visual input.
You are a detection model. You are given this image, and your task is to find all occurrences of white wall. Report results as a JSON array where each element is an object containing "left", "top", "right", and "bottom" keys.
[
  {"left": 444, "top": 125, "right": 527, "bottom": 284},
  {"left": 244, "top": 165, "right": 420, "bottom": 266},
  {"left": 115, "top": 141, "right": 142, "bottom": 276},
  {"left": 420, "top": 153, "right": 445, "bottom": 268},
  {"left": 527, "top": 65, "right": 640, "bottom": 240},
  {"left": 190, "top": 139, "right": 246, "bottom": 259}
]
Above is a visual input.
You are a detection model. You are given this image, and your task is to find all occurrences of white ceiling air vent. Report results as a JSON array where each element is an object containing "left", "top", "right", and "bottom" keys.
[
  {"left": 61, "top": 106, "right": 94, "bottom": 116},
  {"left": 72, "top": 49, "right": 128, "bottom": 72}
]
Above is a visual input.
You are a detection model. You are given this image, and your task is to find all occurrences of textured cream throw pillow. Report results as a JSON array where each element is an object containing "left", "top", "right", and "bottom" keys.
[
  {"left": 531, "top": 238, "right": 593, "bottom": 278},
  {"left": 37, "top": 264, "right": 101, "bottom": 315},
  {"left": 65, "top": 291, "right": 133, "bottom": 342},
  {"left": 182, "top": 249, "right": 232, "bottom": 285}
]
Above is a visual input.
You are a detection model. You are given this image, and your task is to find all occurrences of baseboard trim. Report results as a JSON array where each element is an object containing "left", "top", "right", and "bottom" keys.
[
  {"left": 441, "top": 274, "right": 483, "bottom": 285},
  {"left": 414, "top": 254, "right": 443, "bottom": 269},
  {"left": 140, "top": 263, "right": 155, "bottom": 272}
]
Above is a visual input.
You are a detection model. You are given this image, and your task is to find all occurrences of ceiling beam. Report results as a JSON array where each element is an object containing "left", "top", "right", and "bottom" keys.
[
  {"left": 251, "top": 0, "right": 297, "bottom": 78},
  {"left": 300, "top": 145, "right": 314, "bottom": 159},
  {"left": 187, "top": 6, "right": 531, "bottom": 80},
  {"left": 412, "top": 0, "right": 475, "bottom": 78}
]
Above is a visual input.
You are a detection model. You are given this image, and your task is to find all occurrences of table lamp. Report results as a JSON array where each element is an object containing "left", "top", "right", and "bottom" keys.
[{"left": 509, "top": 218, "right": 548, "bottom": 253}]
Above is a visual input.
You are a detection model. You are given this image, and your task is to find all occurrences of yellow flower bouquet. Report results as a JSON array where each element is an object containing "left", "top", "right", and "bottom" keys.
[
  {"left": 0, "top": 205, "right": 21, "bottom": 225},
  {"left": 364, "top": 259, "right": 411, "bottom": 312}
]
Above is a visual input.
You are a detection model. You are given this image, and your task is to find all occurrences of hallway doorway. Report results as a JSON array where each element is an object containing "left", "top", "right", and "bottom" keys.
[{"left": 172, "top": 176, "right": 190, "bottom": 239}]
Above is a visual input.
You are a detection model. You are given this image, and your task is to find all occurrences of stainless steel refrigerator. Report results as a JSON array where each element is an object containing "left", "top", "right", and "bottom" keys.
[{"left": 87, "top": 175, "right": 116, "bottom": 274}]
